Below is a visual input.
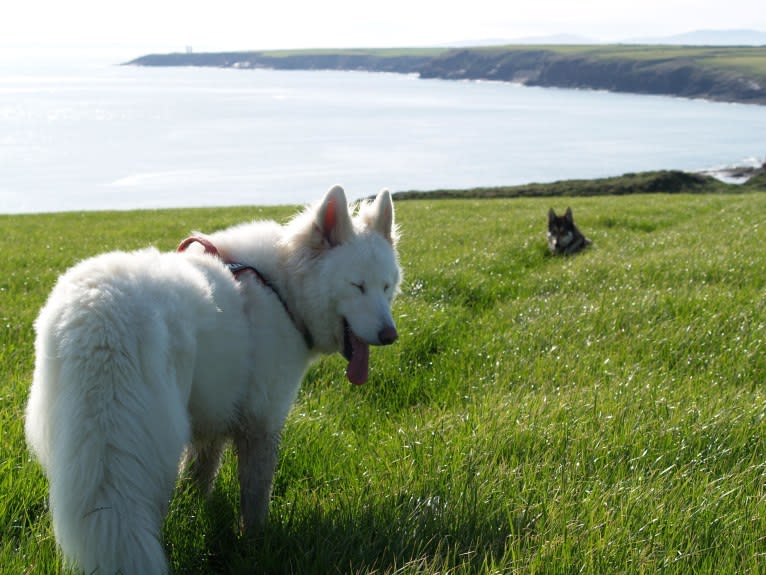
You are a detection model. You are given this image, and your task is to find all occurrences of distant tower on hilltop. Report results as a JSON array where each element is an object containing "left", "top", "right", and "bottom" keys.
[{"left": 185, "top": 46, "right": 193, "bottom": 54}]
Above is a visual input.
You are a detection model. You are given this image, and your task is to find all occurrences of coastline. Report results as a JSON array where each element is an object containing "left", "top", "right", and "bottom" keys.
[{"left": 126, "top": 45, "right": 766, "bottom": 106}]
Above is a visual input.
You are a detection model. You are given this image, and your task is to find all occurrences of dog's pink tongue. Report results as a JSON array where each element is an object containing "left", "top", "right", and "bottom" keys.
[{"left": 346, "top": 332, "right": 370, "bottom": 385}]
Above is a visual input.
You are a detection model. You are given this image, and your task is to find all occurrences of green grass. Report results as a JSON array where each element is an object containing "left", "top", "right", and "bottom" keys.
[{"left": 3, "top": 189, "right": 766, "bottom": 573}]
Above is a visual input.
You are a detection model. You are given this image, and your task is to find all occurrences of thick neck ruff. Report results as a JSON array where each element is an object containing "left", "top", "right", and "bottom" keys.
[{"left": 177, "top": 236, "right": 314, "bottom": 350}]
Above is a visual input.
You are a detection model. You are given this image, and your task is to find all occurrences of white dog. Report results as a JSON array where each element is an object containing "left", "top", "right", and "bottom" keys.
[{"left": 25, "top": 186, "right": 401, "bottom": 574}]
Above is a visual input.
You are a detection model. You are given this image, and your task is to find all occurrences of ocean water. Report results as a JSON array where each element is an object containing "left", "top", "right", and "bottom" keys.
[{"left": 1, "top": 59, "right": 765, "bottom": 214}]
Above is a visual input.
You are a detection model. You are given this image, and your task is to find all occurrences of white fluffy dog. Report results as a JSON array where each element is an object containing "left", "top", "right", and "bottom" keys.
[{"left": 25, "top": 186, "right": 401, "bottom": 574}]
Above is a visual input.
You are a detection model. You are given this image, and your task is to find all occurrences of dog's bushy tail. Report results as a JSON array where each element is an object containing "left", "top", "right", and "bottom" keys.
[{"left": 26, "top": 303, "right": 190, "bottom": 574}]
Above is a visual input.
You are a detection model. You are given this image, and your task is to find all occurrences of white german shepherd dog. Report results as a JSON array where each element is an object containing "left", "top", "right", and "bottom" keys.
[{"left": 25, "top": 186, "right": 401, "bottom": 574}]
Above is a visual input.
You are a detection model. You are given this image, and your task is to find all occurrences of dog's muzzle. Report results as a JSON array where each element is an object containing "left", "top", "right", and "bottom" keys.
[{"left": 378, "top": 325, "right": 398, "bottom": 345}]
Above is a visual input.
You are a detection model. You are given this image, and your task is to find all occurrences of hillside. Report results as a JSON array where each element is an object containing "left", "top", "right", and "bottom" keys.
[
  {"left": 127, "top": 45, "right": 766, "bottom": 105},
  {"left": 390, "top": 169, "right": 766, "bottom": 201}
]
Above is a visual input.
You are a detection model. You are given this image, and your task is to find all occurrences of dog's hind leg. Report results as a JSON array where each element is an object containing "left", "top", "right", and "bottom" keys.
[{"left": 234, "top": 424, "right": 281, "bottom": 533}]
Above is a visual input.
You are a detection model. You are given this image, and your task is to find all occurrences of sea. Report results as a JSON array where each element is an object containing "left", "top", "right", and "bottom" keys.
[{"left": 2, "top": 56, "right": 765, "bottom": 214}]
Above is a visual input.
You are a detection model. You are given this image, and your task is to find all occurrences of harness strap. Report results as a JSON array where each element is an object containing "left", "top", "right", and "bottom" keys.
[
  {"left": 177, "top": 235, "right": 219, "bottom": 256},
  {"left": 177, "top": 236, "right": 314, "bottom": 349}
]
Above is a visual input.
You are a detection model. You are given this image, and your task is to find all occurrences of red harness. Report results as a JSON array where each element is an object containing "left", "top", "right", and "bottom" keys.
[
  {"left": 177, "top": 236, "right": 313, "bottom": 349},
  {"left": 177, "top": 236, "right": 263, "bottom": 279}
]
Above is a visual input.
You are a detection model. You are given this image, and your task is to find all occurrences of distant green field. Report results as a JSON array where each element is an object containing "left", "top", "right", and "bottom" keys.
[
  {"left": 261, "top": 47, "right": 449, "bottom": 58},
  {"left": 3, "top": 187, "right": 766, "bottom": 573},
  {"left": 585, "top": 46, "right": 766, "bottom": 76},
  {"left": 260, "top": 44, "right": 766, "bottom": 76}
]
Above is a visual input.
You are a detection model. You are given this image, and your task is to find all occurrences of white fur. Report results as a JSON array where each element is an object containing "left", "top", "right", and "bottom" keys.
[{"left": 25, "top": 187, "right": 401, "bottom": 574}]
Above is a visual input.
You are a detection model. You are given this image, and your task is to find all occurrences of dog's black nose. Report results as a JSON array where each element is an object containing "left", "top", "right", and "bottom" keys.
[{"left": 378, "top": 325, "right": 398, "bottom": 345}]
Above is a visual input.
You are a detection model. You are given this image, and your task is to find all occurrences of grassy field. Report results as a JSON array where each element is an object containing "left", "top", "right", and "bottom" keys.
[{"left": 2, "top": 189, "right": 766, "bottom": 574}]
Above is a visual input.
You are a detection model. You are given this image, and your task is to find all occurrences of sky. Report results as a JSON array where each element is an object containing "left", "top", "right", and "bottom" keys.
[{"left": 2, "top": 0, "right": 766, "bottom": 60}]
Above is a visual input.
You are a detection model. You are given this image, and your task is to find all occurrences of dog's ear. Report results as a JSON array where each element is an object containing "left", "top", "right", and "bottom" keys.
[
  {"left": 565, "top": 207, "right": 574, "bottom": 222},
  {"left": 548, "top": 208, "right": 556, "bottom": 223},
  {"left": 316, "top": 185, "right": 353, "bottom": 247},
  {"left": 365, "top": 189, "right": 396, "bottom": 244}
]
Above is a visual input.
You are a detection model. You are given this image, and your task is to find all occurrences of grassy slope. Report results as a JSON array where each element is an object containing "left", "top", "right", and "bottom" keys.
[{"left": 3, "top": 187, "right": 766, "bottom": 573}]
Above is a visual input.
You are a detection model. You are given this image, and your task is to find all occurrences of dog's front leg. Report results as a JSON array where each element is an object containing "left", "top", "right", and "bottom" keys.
[
  {"left": 183, "top": 438, "right": 227, "bottom": 493},
  {"left": 234, "top": 426, "right": 280, "bottom": 534}
]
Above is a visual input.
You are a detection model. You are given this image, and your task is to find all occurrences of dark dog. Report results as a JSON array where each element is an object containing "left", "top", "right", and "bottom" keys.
[{"left": 547, "top": 207, "right": 591, "bottom": 255}]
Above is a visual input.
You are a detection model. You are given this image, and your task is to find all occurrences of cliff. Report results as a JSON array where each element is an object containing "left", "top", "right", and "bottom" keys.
[{"left": 418, "top": 48, "right": 766, "bottom": 104}]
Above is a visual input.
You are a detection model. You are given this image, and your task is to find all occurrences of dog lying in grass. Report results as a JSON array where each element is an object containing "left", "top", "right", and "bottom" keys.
[{"left": 547, "top": 207, "right": 591, "bottom": 255}]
